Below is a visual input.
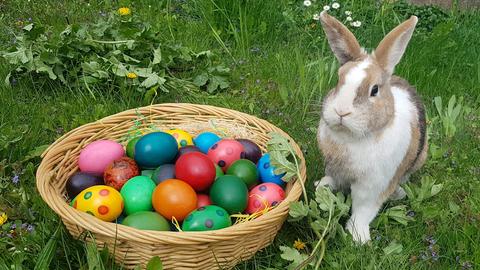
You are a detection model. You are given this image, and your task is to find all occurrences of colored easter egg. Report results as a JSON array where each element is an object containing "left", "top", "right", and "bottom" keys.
[
  {"left": 71, "top": 185, "right": 123, "bottom": 222},
  {"left": 194, "top": 132, "right": 221, "bottom": 153},
  {"left": 176, "top": 145, "right": 201, "bottom": 160},
  {"left": 152, "top": 179, "right": 197, "bottom": 221},
  {"left": 246, "top": 183, "right": 285, "bottom": 214},
  {"left": 122, "top": 211, "right": 170, "bottom": 231},
  {"left": 210, "top": 175, "right": 248, "bottom": 214},
  {"left": 165, "top": 129, "right": 194, "bottom": 148},
  {"left": 207, "top": 139, "right": 245, "bottom": 172},
  {"left": 126, "top": 136, "right": 141, "bottom": 158},
  {"left": 197, "top": 194, "right": 212, "bottom": 208},
  {"left": 152, "top": 164, "right": 175, "bottom": 185},
  {"left": 104, "top": 157, "right": 140, "bottom": 190},
  {"left": 236, "top": 139, "right": 262, "bottom": 164},
  {"left": 215, "top": 164, "right": 224, "bottom": 179},
  {"left": 227, "top": 159, "right": 259, "bottom": 188},
  {"left": 257, "top": 154, "right": 286, "bottom": 186},
  {"left": 175, "top": 152, "right": 216, "bottom": 191},
  {"left": 78, "top": 140, "right": 125, "bottom": 175},
  {"left": 182, "top": 205, "right": 231, "bottom": 231},
  {"left": 134, "top": 132, "right": 178, "bottom": 169},
  {"left": 66, "top": 172, "right": 104, "bottom": 199},
  {"left": 141, "top": 169, "right": 154, "bottom": 178},
  {"left": 120, "top": 176, "right": 156, "bottom": 215}
]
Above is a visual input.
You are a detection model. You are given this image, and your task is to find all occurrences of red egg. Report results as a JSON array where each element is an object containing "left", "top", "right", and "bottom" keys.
[
  {"left": 196, "top": 194, "right": 212, "bottom": 208},
  {"left": 104, "top": 157, "right": 140, "bottom": 190},
  {"left": 207, "top": 139, "right": 245, "bottom": 172},
  {"left": 246, "top": 183, "right": 285, "bottom": 214},
  {"left": 175, "top": 152, "right": 216, "bottom": 191}
]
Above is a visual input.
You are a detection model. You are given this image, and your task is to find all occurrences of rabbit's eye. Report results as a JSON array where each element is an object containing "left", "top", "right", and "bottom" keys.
[{"left": 370, "top": 85, "right": 379, "bottom": 97}]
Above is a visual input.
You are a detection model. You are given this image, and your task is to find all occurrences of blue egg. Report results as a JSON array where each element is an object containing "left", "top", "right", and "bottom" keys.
[
  {"left": 134, "top": 132, "right": 178, "bottom": 169},
  {"left": 194, "top": 132, "right": 221, "bottom": 154},
  {"left": 257, "top": 153, "right": 286, "bottom": 186}
]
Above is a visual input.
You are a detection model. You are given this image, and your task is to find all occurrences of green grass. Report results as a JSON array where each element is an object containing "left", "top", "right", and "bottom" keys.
[{"left": 1, "top": 0, "right": 479, "bottom": 269}]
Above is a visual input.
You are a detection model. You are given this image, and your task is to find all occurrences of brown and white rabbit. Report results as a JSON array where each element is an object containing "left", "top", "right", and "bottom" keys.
[{"left": 315, "top": 12, "right": 428, "bottom": 243}]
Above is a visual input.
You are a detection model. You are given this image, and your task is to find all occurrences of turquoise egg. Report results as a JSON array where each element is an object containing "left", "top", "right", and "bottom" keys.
[
  {"left": 193, "top": 132, "right": 221, "bottom": 154},
  {"left": 134, "top": 132, "right": 178, "bottom": 169},
  {"left": 182, "top": 205, "right": 231, "bottom": 231}
]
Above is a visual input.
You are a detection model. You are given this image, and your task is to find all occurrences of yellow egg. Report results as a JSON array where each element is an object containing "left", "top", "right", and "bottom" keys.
[
  {"left": 164, "top": 129, "right": 194, "bottom": 148},
  {"left": 71, "top": 185, "right": 123, "bottom": 222}
]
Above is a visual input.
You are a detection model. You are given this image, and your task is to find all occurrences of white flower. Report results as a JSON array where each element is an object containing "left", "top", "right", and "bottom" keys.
[
  {"left": 345, "top": 10, "right": 352, "bottom": 16},
  {"left": 346, "top": 16, "right": 353, "bottom": 21},
  {"left": 303, "top": 0, "right": 312, "bottom": 6},
  {"left": 323, "top": 5, "right": 331, "bottom": 11},
  {"left": 332, "top": 2, "right": 340, "bottom": 9},
  {"left": 352, "top": 21, "right": 362, "bottom": 27},
  {"left": 313, "top": 13, "right": 321, "bottom": 21}
]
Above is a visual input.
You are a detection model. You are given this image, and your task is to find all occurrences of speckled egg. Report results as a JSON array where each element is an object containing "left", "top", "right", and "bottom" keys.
[
  {"left": 103, "top": 157, "right": 140, "bottom": 190},
  {"left": 207, "top": 139, "right": 245, "bottom": 172},
  {"left": 71, "top": 185, "right": 123, "bottom": 222},
  {"left": 257, "top": 153, "right": 286, "bottom": 186},
  {"left": 246, "top": 183, "right": 285, "bottom": 214},
  {"left": 165, "top": 129, "right": 194, "bottom": 148},
  {"left": 182, "top": 205, "right": 231, "bottom": 231},
  {"left": 78, "top": 140, "right": 125, "bottom": 175}
]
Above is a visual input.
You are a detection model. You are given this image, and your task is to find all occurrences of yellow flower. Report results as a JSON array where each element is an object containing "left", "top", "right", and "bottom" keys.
[
  {"left": 0, "top": 212, "right": 7, "bottom": 226},
  {"left": 118, "top": 7, "right": 131, "bottom": 16},
  {"left": 127, "top": 72, "right": 137, "bottom": 79},
  {"left": 293, "top": 239, "right": 306, "bottom": 250}
]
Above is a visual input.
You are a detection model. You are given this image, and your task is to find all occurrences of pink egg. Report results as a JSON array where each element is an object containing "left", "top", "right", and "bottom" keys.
[
  {"left": 246, "top": 183, "right": 285, "bottom": 214},
  {"left": 78, "top": 140, "right": 125, "bottom": 175},
  {"left": 207, "top": 139, "right": 245, "bottom": 172}
]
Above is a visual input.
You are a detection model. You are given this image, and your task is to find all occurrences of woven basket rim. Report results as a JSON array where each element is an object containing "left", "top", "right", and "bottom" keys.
[{"left": 36, "top": 103, "right": 306, "bottom": 244}]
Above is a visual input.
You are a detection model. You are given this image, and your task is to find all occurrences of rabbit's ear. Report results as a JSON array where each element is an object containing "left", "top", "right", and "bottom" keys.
[
  {"left": 374, "top": 16, "right": 418, "bottom": 75},
  {"left": 320, "top": 11, "right": 364, "bottom": 65}
]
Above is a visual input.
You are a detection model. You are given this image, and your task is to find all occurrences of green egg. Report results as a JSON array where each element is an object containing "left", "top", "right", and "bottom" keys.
[
  {"left": 215, "top": 164, "right": 224, "bottom": 179},
  {"left": 122, "top": 211, "right": 170, "bottom": 231},
  {"left": 120, "top": 176, "right": 156, "bottom": 215},
  {"left": 226, "top": 159, "right": 258, "bottom": 188},
  {"left": 182, "top": 205, "right": 231, "bottom": 231},
  {"left": 141, "top": 169, "right": 154, "bottom": 178},
  {"left": 126, "top": 136, "right": 141, "bottom": 158},
  {"left": 210, "top": 175, "right": 248, "bottom": 214}
]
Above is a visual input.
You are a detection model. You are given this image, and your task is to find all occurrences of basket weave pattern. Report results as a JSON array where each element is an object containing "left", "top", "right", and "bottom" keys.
[{"left": 36, "top": 103, "right": 306, "bottom": 269}]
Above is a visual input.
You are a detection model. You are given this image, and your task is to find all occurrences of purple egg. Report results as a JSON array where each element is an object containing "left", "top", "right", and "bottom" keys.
[
  {"left": 66, "top": 172, "right": 104, "bottom": 199},
  {"left": 176, "top": 145, "right": 201, "bottom": 160},
  {"left": 152, "top": 164, "right": 176, "bottom": 185},
  {"left": 236, "top": 139, "right": 262, "bottom": 164}
]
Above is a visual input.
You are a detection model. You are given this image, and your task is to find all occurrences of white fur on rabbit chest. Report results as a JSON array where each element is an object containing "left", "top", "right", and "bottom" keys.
[{"left": 319, "top": 87, "right": 415, "bottom": 192}]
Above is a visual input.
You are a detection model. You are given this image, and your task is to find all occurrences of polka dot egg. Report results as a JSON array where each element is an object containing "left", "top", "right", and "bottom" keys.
[
  {"left": 165, "top": 129, "right": 194, "bottom": 148},
  {"left": 207, "top": 139, "right": 245, "bottom": 172},
  {"left": 182, "top": 205, "right": 231, "bottom": 231},
  {"left": 246, "top": 183, "right": 285, "bottom": 214},
  {"left": 71, "top": 185, "right": 123, "bottom": 222}
]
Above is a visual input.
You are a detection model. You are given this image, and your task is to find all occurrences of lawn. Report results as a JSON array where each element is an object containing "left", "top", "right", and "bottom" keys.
[{"left": 0, "top": 0, "right": 479, "bottom": 269}]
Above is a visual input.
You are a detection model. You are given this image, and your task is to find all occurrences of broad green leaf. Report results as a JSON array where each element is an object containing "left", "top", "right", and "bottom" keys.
[
  {"left": 193, "top": 73, "right": 208, "bottom": 87},
  {"left": 152, "top": 47, "right": 162, "bottom": 65},
  {"left": 288, "top": 201, "right": 309, "bottom": 221},
  {"left": 279, "top": 246, "right": 309, "bottom": 269},
  {"left": 311, "top": 219, "right": 328, "bottom": 233},
  {"left": 141, "top": 73, "right": 165, "bottom": 88},
  {"left": 430, "top": 183, "right": 443, "bottom": 197},
  {"left": 315, "top": 187, "right": 335, "bottom": 212},
  {"left": 383, "top": 241, "right": 403, "bottom": 255},
  {"left": 448, "top": 201, "right": 460, "bottom": 214},
  {"left": 434, "top": 96, "right": 443, "bottom": 117},
  {"left": 146, "top": 256, "right": 163, "bottom": 270},
  {"left": 23, "top": 23, "right": 34, "bottom": 31}
]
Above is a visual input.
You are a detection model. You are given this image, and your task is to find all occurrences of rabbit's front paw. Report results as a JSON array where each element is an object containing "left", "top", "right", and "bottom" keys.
[
  {"left": 346, "top": 218, "right": 371, "bottom": 244},
  {"left": 314, "top": 176, "right": 337, "bottom": 191}
]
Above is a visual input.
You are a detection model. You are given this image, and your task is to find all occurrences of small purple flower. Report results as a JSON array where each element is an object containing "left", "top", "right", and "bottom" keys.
[
  {"left": 425, "top": 236, "right": 437, "bottom": 245},
  {"left": 255, "top": 79, "right": 261, "bottom": 84},
  {"left": 12, "top": 174, "right": 20, "bottom": 185},
  {"left": 99, "top": 11, "right": 107, "bottom": 17},
  {"left": 431, "top": 251, "right": 439, "bottom": 261},
  {"left": 10, "top": 78, "right": 17, "bottom": 86},
  {"left": 375, "top": 235, "right": 381, "bottom": 241},
  {"left": 28, "top": 17, "right": 32, "bottom": 22},
  {"left": 10, "top": 224, "right": 17, "bottom": 230},
  {"left": 26, "top": 224, "right": 35, "bottom": 232},
  {"left": 407, "top": 210, "right": 415, "bottom": 217}
]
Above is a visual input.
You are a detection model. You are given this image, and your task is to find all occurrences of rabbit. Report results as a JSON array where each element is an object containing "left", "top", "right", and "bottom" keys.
[{"left": 315, "top": 11, "right": 428, "bottom": 243}]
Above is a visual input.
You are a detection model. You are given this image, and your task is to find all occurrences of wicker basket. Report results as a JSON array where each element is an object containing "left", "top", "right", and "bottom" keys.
[{"left": 36, "top": 103, "right": 306, "bottom": 269}]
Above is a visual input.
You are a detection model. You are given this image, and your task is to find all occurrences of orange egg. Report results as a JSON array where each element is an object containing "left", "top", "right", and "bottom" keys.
[{"left": 152, "top": 179, "right": 197, "bottom": 222}]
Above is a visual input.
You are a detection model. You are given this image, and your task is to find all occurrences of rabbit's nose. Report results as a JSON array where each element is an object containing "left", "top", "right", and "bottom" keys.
[{"left": 335, "top": 108, "right": 352, "bottom": 118}]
